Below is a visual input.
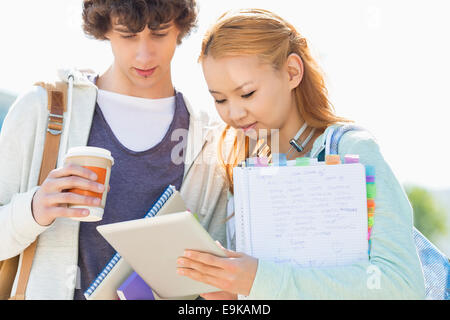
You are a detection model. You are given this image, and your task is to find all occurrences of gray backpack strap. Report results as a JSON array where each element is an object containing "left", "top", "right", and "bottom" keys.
[
  {"left": 328, "top": 124, "right": 365, "bottom": 155},
  {"left": 327, "top": 124, "right": 450, "bottom": 300}
]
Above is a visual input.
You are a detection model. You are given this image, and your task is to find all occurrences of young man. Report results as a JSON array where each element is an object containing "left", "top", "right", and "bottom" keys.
[{"left": 0, "top": 0, "right": 227, "bottom": 300}]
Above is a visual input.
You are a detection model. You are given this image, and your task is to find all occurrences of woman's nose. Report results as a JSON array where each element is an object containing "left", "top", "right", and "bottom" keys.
[{"left": 228, "top": 104, "right": 247, "bottom": 123}]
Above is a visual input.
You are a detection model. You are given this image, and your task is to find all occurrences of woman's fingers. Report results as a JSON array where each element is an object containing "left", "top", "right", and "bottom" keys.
[
  {"left": 177, "top": 267, "right": 231, "bottom": 292},
  {"left": 200, "top": 291, "right": 237, "bottom": 300},
  {"left": 177, "top": 256, "right": 226, "bottom": 278},
  {"left": 182, "top": 250, "right": 240, "bottom": 269}
]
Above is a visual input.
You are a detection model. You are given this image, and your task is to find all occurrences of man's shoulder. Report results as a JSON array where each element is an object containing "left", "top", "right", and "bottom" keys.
[{"left": 179, "top": 92, "right": 224, "bottom": 129}]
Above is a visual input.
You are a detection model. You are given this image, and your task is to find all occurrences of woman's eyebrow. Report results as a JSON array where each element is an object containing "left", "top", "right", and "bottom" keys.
[{"left": 209, "top": 81, "right": 253, "bottom": 94}]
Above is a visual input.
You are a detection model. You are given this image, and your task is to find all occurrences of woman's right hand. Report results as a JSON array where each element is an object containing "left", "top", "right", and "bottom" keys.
[{"left": 31, "top": 163, "right": 106, "bottom": 226}]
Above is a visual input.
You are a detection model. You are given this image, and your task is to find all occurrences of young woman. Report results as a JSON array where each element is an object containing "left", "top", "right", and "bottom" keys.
[{"left": 176, "top": 8, "right": 426, "bottom": 299}]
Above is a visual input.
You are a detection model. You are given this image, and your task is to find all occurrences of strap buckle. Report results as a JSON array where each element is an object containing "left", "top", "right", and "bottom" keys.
[{"left": 47, "top": 113, "right": 63, "bottom": 135}]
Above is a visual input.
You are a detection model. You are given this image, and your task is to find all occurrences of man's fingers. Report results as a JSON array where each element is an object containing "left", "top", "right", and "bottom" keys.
[
  {"left": 48, "top": 164, "right": 98, "bottom": 181},
  {"left": 46, "top": 192, "right": 101, "bottom": 207},
  {"left": 47, "top": 206, "right": 89, "bottom": 219},
  {"left": 52, "top": 176, "right": 105, "bottom": 194}
]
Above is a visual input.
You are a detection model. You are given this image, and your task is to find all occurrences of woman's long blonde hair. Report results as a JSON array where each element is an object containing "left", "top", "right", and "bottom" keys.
[{"left": 199, "top": 9, "right": 351, "bottom": 194}]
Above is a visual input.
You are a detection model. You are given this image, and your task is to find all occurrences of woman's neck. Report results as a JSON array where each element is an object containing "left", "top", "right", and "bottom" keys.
[{"left": 266, "top": 103, "right": 322, "bottom": 160}]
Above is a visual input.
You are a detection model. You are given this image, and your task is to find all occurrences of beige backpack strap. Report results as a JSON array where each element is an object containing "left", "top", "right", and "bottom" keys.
[{"left": 9, "top": 81, "right": 67, "bottom": 300}]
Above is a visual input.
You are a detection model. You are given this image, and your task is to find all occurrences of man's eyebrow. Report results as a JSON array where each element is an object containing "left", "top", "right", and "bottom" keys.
[
  {"left": 150, "top": 22, "right": 173, "bottom": 31},
  {"left": 113, "top": 26, "right": 133, "bottom": 33},
  {"left": 113, "top": 22, "right": 173, "bottom": 33},
  {"left": 209, "top": 81, "right": 253, "bottom": 94}
]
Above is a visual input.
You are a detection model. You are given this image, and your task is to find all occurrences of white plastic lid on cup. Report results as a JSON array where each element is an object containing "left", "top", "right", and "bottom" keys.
[{"left": 64, "top": 146, "right": 114, "bottom": 165}]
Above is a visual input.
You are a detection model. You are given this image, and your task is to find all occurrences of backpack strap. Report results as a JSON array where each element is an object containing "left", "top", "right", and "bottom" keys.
[
  {"left": 9, "top": 81, "right": 67, "bottom": 300},
  {"left": 316, "top": 124, "right": 364, "bottom": 161},
  {"left": 328, "top": 124, "right": 365, "bottom": 155}
]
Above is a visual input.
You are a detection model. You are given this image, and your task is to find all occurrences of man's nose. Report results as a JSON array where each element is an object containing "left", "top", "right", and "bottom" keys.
[{"left": 135, "top": 39, "right": 155, "bottom": 66}]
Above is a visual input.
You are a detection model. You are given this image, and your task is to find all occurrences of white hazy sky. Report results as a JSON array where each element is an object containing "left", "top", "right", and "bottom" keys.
[{"left": 1, "top": 0, "right": 449, "bottom": 190}]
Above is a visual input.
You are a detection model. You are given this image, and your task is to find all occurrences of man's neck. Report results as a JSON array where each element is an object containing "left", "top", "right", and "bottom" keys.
[{"left": 97, "top": 65, "right": 175, "bottom": 99}]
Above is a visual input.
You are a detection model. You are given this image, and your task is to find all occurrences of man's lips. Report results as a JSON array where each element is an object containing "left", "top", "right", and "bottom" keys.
[{"left": 134, "top": 67, "right": 156, "bottom": 77}]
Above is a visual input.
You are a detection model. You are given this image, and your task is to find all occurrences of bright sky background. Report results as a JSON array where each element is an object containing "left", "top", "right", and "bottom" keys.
[{"left": 1, "top": 0, "right": 449, "bottom": 190}]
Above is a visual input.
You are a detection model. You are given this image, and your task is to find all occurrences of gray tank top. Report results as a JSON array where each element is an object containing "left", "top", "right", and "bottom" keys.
[{"left": 74, "top": 91, "right": 190, "bottom": 299}]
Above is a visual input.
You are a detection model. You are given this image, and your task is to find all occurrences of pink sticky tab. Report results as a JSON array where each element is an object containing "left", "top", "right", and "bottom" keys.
[{"left": 255, "top": 157, "right": 268, "bottom": 167}]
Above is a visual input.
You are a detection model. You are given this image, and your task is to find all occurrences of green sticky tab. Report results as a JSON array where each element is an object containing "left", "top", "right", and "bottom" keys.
[
  {"left": 193, "top": 213, "right": 199, "bottom": 221},
  {"left": 368, "top": 217, "right": 374, "bottom": 227},
  {"left": 296, "top": 157, "right": 310, "bottom": 166},
  {"left": 366, "top": 184, "right": 376, "bottom": 198}
]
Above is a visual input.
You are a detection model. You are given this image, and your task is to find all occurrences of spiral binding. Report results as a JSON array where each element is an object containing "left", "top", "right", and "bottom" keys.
[{"left": 83, "top": 185, "right": 176, "bottom": 298}]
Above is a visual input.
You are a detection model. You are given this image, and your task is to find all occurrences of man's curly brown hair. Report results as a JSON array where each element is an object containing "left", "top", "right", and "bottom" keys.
[{"left": 82, "top": 0, "right": 197, "bottom": 44}]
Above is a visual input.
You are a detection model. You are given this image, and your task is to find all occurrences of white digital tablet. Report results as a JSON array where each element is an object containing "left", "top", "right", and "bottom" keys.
[{"left": 96, "top": 211, "right": 227, "bottom": 299}]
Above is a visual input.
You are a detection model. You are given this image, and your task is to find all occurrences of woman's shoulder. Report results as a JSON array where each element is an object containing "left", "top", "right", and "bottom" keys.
[{"left": 333, "top": 125, "right": 381, "bottom": 157}]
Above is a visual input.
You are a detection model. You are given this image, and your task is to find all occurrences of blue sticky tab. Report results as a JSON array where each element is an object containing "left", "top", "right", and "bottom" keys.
[
  {"left": 365, "top": 165, "right": 375, "bottom": 176},
  {"left": 272, "top": 153, "right": 287, "bottom": 167}
]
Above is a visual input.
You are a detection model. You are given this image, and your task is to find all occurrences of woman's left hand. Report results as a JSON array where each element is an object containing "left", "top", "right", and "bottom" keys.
[{"left": 176, "top": 242, "right": 258, "bottom": 297}]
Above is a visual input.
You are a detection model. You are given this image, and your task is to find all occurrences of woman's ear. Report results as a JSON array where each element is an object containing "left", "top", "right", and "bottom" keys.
[{"left": 286, "top": 53, "right": 304, "bottom": 90}]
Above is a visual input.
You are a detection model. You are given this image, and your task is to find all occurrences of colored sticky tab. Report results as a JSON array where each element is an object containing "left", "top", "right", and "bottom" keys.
[
  {"left": 246, "top": 157, "right": 257, "bottom": 167},
  {"left": 368, "top": 211, "right": 374, "bottom": 218},
  {"left": 368, "top": 217, "right": 374, "bottom": 227},
  {"left": 325, "top": 155, "right": 341, "bottom": 165},
  {"left": 344, "top": 154, "right": 360, "bottom": 164},
  {"left": 367, "top": 184, "right": 376, "bottom": 198},
  {"left": 366, "top": 176, "right": 375, "bottom": 183},
  {"left": 365, "top": 165, "right": 375, "bottom": 176},
  {"left": 272, "top": 153, "right": 287, "bottom": 167},
  {"left": 286, "top": 160, "right": 296, "bottom": 166},
  {"left": 296, "top": 157, "right": 310, "bottom": 166},
  {"left": 368, "top": 206, "right": 375, "bottom": 214},
  {"left": 255, "top": 157, "right": 268, "bottom": 167},
  {"left": 367, "top": 199, "right": 375, "bottom": 209}
]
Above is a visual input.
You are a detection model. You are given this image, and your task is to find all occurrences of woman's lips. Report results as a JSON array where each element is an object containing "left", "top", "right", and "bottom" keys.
[
  {"left": 135, "top": 67, "right": 156, "bottom": 77},
  {"left": 241, "top": 122, "right": 257, "bottom": 132}
]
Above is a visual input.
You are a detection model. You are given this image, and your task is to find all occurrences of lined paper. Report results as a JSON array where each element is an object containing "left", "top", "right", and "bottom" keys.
[{"left": 234, "top": 164, "right": 368, "bottom": 268}]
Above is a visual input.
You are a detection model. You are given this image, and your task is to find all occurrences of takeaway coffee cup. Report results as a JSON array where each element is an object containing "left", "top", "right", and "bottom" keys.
[{"left": 63, "top": 146, "right": 114, "bottom": 222}]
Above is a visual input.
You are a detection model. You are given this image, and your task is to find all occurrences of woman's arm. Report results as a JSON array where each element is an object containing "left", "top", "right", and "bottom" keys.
[
  {"left": 246, "top": 130, "right": 426, "bottom": 299},
  {"left": 178, "top": 130, "right": 426, "bottom": 299}
]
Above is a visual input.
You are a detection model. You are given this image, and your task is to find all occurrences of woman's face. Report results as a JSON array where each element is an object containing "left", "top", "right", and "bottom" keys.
[{"left": 202, "top": 55, "right": 300, "bottom": 139}]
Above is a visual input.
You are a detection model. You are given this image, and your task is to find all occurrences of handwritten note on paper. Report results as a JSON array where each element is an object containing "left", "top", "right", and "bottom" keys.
[{"left": 242, "top": 164, "right": 368, "bottom": 268}]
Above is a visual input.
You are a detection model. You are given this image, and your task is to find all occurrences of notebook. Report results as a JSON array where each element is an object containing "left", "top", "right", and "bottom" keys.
[
  {"left": 117, "top": 272, "right": 155, "bottom": 300},
  {"left": 233, "top": 157, "right": 370, "bottom": 268},
  {"left": 84, "top": 185, "right": 193, "bottom": 300}
]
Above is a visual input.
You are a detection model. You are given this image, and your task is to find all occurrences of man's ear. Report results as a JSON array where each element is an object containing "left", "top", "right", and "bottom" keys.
[{"left": 286, "top": 53, "right": 304, "bottom": 90}]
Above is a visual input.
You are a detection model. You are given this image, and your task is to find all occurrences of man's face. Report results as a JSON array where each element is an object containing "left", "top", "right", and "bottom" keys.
[{"left": 105, "top": 19, "right": 180, "bottom": 98}]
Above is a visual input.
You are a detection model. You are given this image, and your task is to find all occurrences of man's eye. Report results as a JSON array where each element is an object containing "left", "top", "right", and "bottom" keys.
[
  {"left": 120, "top": 34, "right": 136, "bottom": 39},
  {"left": 241, "top": 91, "right": 255, "bottom": 99},
  {"left": 152, "top": 33, "right": 168, "bottom": 38}
]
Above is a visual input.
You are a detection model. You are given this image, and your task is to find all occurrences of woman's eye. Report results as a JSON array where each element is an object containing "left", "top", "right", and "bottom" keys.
[
  {"left": 215, "top": 99, "right": 227, "bottom": 104},
  {"left": 241, "top": 91, "right": 255, "bottom": 99}
]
